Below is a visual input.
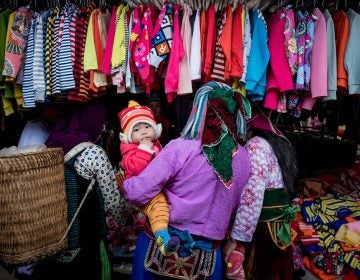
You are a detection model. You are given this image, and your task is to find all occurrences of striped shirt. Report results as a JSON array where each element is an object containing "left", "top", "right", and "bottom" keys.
[
  {"left": 59, "top": 4, "right": 76, "bottom": 91},
  {"left": 211, "top": 10, "right": 226, "bottom": 83},
  {"left": 33, "top": 12, "right": 46, "bottom": 102},
  {"left": 22, "top": 13, "right": 37, "bottom": 108}
]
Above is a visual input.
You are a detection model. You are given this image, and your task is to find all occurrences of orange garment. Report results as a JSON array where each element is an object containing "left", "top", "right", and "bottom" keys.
[
  {"left": 332, "top": 11, "right": 349, "bottom": 91},
  {"left": 231, "top": 4, "right": 243, "bottom": 78},
  {"left": 200, "top": 8, "right": 207, "bottom": 74},
  {"left": 203, "top": 4, "right": 216, "bottom": 82},
  {"left": 90, "top": 9, "right": 111, "bottom": 94},
  {"left": 78, "top": 5, "right": 95, "bottom": 101},
  {"left": 303, "top": 256, "right": 339, "bottom": 280},
  {"left": 219, "top": 4, "right": 233, "bottom": 80}
]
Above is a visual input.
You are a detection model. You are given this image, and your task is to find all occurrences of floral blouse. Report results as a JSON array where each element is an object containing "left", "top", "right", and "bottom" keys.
[{"left": 231, "top": 136, "right": 284, "bottom": 242}]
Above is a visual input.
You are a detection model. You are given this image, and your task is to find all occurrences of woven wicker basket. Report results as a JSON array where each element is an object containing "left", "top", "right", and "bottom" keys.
[{"left": 0, "top": 148, "right": 68, "bottom": 264}]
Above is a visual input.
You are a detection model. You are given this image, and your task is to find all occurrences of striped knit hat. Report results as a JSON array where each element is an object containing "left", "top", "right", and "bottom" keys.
[
  {"left": 182, "top": 81, "right": 251, "bottom": 140},
  {"left": 118, "top": 100, "right": 162, "bottom": 143}
]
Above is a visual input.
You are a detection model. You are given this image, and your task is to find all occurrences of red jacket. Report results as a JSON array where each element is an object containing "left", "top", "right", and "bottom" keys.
[{"left": 120, "top": 141, "right": 162, "bottom": 178}]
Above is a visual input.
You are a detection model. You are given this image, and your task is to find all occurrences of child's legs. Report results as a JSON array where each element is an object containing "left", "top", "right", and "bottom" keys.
[{"left": 139, "top": 192, "right": 169, "bottom": 234}]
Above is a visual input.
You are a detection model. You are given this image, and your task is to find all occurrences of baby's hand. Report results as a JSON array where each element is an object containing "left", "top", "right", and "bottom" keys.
[{"left": 140, "top": 138, "right": 154, "bottom": 149}]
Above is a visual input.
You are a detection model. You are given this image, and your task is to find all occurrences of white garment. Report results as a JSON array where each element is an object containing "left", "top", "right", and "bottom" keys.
[
  {"left": 177, "top": 3, "right": 193, "bottom": 95},
  {"left": 189, "top": 9, "right": 201, "bottom": 80},
  {"left": 324, "top": 9, "right": 337, "bottom": 101},
  {"left": 240, "top": 8, "right": 251, "bottom": 83},
  {"left": 18, "top": 120, "right": 50, "bottom": 148}
]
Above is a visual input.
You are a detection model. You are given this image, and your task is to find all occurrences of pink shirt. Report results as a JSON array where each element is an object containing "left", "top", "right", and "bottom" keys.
[
  {"left": 165, "top": 5, "right": 184, "bottom": 100},
  {"left": 303, "top": 8, "right": 327, "bottom": 111},
  {"left": 264, "top": 11, "right": 294, "bottom": 111},
  {"left": 100, "top": 6, "right": 117, "bottom": 75},
  {"left": 310, "top": 8, "right": 327, "bottom": 98}
]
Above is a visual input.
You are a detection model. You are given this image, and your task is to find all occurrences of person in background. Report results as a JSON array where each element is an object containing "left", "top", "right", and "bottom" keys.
[
  {"left": 46, "top": 101, "right": 129, "bottom": 228},
  {"left": 44, "top": 101, "right": 130, "bottom": 280},
  {"left": 18, "top": 103, "right": 61, "bottom": 148},
  {"left": 118, "top": 100, "right": 180, "bottom": 257},
  {"left": 122, "top": 82, "right": 252, "bottom": 280},
  {"left": 223, "top": 109, "right": 299, "bottom": 280},
  {"left": 147, "top": 90, "right": 172, "bottom": 146}
]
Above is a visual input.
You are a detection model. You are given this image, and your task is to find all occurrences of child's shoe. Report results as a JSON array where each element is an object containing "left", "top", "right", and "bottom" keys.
[{"left": 155, "top": 229, "right": 180, "bottom": 257}]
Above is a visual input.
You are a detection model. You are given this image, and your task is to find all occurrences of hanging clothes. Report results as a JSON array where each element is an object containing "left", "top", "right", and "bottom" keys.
[
  {"left": 203, "top": 3, "right": 216, "bottom": 82},
  {"left": 211, "top": 9, "right": 227, "bottom": 83},
  {"left": 344, "top": 8, "right": 360, "bottom": 95},
  {"left": 177, "top": 3, "right": 192, "bottom": 95},
  {"left": 219, "top": 4, "right": 233, "bottom": 81},
  {"left": 332, "top": 10, "right": 349, "bottom": 91},
  {"left": 264, "top": 9, "right": 294, "bottom": 111},
  {"left": 33, "top": 12, "right": 46, "bottom": 102},
  {"left": 230, "top": 4, "right": 243, "bottom": 79},
  {"left": 245, "top": 9, "right": 269, "bottom": 102},
  {"left": 0, "top": 8, "right": 12, "bottom": 83},
  {"left": 240, "top": 7, "right": 251, "bottom": 84},
  {"left": 323, "top": 9, "right": 337, "bottom": 101},
  {"left": 22, "top": 12, "right": 37, "bottom": 108},
  {"left": 189, "top": 9, "right": 201, "bottom": 81},
  {"left": 149, "top": 4, "right": 173, "bottom": 68},
  {"left": 3, "top": 7, "right": 33, "bottom": 81},
  {"left": 303, "top": 8, "right": 327, "bottom": 111},
  {"left": 58, "top": 4, "right": 76, "bottom": 91},
  {"left": 283, "top": 8, "right": 297, "bottom": 76},
  {"left": 165, "top": 4, "right": 184, "bottom": 100}
]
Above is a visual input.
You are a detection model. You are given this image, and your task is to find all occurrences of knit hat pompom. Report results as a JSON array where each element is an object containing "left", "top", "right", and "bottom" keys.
[{"left": 118, "top": 100, "right": 162, "bottom": 143}]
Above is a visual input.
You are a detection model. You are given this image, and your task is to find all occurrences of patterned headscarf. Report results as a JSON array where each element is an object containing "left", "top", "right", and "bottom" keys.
[{"left": 182, "top": 81, "right": 251, "bottom": 187}]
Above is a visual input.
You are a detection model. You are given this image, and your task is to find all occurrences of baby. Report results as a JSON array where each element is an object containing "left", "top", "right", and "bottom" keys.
[{"left": 118, "top": 100, "right": 179, "bottom": 257}]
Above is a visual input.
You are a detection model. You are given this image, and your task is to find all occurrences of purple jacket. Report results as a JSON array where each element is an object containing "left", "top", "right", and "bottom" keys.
[{"left": 123, "top": 138, "right": 251, "bottom": 240}]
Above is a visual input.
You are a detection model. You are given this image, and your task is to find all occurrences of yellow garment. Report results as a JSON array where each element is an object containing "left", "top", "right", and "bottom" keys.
[
  {"left": 111, "top": 5, "right": 128, "bottom": 68},
  {"left": 335, "top": 224, "right": 360, "bottom": 247},
  {"left": 232, "top": 79, "right": 246, "bottom": 97},
  {"left": 2, "top": 96, "right": 14, "bottom": 116},
  {"left": 14, "top": 84, "right": 22, "bottom": 106},
  {"left": 139, "top": 192, "right": 169, "bottom": 234},
  {"left": 5, "top": 12, "right": 15, "bottom": 45},
  {"left": 83, "top": 11, "right": 98, "bottom": 71},
  {"left": 2, "top": 12, "right": 16, "bottom": 116}
]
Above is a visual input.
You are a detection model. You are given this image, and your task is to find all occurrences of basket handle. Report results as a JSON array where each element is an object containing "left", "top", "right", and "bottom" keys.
[{"left": 60, "top": 179, "right": 96, "bottom": 242}]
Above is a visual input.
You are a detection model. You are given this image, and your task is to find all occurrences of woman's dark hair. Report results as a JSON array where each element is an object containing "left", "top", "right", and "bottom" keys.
[{"left": 252, "top": 128, "right": 298, "bottom": 195}]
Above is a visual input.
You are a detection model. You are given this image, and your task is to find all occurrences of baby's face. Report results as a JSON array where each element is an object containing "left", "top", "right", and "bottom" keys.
[{"left": 131, "top": 122, "right": 156, "bottom": 144}]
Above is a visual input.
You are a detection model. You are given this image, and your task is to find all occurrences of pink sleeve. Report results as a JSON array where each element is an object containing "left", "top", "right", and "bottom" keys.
[
  {"left": 164, "top": 6, "right": 184, "bottom": 95},
  {"left": 264, "top": 71, "right": 280, "bottom": 111},
  {"left": 310, "top": 9, "right": 327, "bottom": 98},
  {"left": 128, "top": 7, "right": 142, "bottom": 71},
  {"left": 267, "top": 11, "right": 294, "bottom": 92},
  {"left": 100, "top": 7, "right": 117, "bottom": 74}
]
